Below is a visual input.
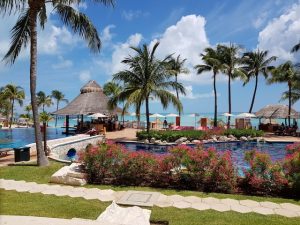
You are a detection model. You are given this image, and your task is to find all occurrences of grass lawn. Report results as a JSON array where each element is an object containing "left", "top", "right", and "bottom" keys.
[
  {"left": 0, "top": 161, "right": 299, "bottom": 206},
  {"left": 1, "top": 190, "right": 299, "bottom": 225}
]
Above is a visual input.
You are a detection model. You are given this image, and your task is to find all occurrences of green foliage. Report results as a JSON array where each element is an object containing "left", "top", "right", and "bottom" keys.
[
  {"left": 136, "top": 130, "right": 206, "bottom": 142},
  {"left": 137, "top": 129, "right": 264, "bottom": 142},
  {"left": 223, "top": 129, "right": 264, "bottom": 138}
]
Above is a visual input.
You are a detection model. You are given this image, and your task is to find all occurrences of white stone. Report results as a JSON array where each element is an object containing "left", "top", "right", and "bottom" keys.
[
  {"left": 274, "top": 208, "right": 299, "bottom": 217},
  {"left": 220, "top": 198, "right": 240, "bottom": 206},
  {"left": 280, "top": 203, "right": 300, "bottom": 213},
  {"left": 202, "top": 197, "right": 220, "bottom": 205},
  {"left": 240, "top": 136, "right": 248, "bottom": 141},
  {"left": 239, "top": 200, "right": 260, "bottom": 208},
  {"left": 210, "top": 203, "right": 231, "bottom": 212},
  {"left": 252, "top": 207, "right": 274, "bottom": 215},
  {"left": 50, "top": 165, "right": 87, "bottom": 186},
  {"left": 173, "top": 201, "right": 191, "bottom": 209},
  {"left": 150, "top": 138, "right": 156, "bottom": 144},
  {"left": 184, "top": 196, "right": 202, "bottom": 204},
  {"left": 260, "top": 201, "right": 281, "bottom": 209},
  {"left": 191, "top": 202, "right": 210, "bottom": 211},
  {"left": 169, "top": 195, "right": 185, "bottom": 202},
  {"left": 231, "top": 204, "right": 252, "bottom": 213},
  {"left": 192, "top": 140, "right": 201, "bottom": 144}
]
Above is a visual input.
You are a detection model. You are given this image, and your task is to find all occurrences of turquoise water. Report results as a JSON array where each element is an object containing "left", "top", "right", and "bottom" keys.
[
  {"left": 0, "top": 128, "right": 66, "bottom": 149},
  {"left": 48, "top": 113, "right": 299, "bottom": 129}
]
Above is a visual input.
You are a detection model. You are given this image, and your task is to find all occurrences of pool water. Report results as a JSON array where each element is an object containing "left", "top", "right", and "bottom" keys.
[
  {"left": 118, "top": 141, "right": 292, "bottom": 172},
  {"left": 0, "top": 128, "right": 67, "bottom": 149}
]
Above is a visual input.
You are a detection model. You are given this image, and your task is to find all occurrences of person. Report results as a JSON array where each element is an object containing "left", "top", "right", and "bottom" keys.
[{"left": 163, "top": 118, "right": 168, "bottom": 129}]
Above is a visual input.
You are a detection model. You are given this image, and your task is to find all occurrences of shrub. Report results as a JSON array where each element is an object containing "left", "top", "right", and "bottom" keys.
[
  {"left": 243, "top": 150, "right": 288, "bottom": 195},
  {"left": 283, "top": 143, "right": 300, "bottom": 194}
]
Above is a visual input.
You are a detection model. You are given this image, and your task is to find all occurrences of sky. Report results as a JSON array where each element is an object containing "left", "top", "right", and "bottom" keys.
[{"left": 0, "top": 0, "right": 300, "bottom": 114}]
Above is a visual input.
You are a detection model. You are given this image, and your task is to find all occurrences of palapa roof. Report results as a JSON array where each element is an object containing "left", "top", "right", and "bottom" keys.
[
  {"left": 52, "top": 80, "right": 118, "bottom": 115},
  {"left": 255, "top": 104, "right": 299, "bottom": 119}
]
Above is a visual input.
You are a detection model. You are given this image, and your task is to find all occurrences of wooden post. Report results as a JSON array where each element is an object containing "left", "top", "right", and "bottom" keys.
[{"left": 66, "top": 115, "right": 69, "bottom": 135}]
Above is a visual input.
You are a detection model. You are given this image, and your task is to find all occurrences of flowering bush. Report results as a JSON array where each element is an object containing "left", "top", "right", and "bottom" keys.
[
  {"left": 283, "top": 143, "right": 300, "bottom": 194},
  {"left": 243, "top": 150, "right": 288, "bottom": 195}
]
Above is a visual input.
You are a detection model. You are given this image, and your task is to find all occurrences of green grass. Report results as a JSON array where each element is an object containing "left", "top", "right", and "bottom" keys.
[
  {"left": 0, "top": 161, "right": 299, "bottom": 206},
  {"left": 1, "top": 190, "right": 299, "bottom": 225}
]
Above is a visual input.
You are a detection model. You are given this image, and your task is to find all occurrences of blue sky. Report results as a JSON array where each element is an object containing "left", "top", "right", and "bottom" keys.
[{"left": 1, "top": 0, "right": 300, "bottom": 114}]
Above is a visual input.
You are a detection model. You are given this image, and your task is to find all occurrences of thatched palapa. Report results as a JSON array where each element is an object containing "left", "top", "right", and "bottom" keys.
[
  {"left": 53, "top": 80, "right": 117, "bottom": 115},
  {"left": 255, "top": 104, "right": 299, "bottom": 119}
]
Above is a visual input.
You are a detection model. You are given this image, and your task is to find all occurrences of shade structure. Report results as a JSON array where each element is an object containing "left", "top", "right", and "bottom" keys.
[
  {"left": 88, "top": 113, "right": 108, "bottom": 118},
  {"left": 221, "top": 113, "right": 235, "bottom": 117},
  {"left": 166, "top": 113, "right": 179, "bottom": 117},
  {"left": 189, "top": 113, "right": 200, "bottom": 117},
  {"left": 52, "top": 80, "right": 119, "bottom": 115},
  {"left": 150, "top": 113, "right": 165, "bottom": 118},
  {"left": 255, "top": 104, "right": 298, "bottom": 119},
  {"left": 236, "top": 113, "right": 256, "bottom": 118}
]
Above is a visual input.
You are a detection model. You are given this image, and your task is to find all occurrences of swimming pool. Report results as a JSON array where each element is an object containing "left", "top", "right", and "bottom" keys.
[
  {"left": 0, "top": 128, "right": 67, "bottom": 149},
  {"left": 117, "top": 141, "right": 292, "bottom": 171}
]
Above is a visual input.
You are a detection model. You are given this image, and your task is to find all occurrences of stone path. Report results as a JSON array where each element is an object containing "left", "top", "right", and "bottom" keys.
[{"left": 1, "top": 179, "right": 300, "bottom": 218}]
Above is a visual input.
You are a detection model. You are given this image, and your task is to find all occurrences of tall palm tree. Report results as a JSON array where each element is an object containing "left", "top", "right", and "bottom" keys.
[
  {"left": 113, "top": 42, "right": 185, "bottom": 134},
  {"left": 217, "top": 44, "right": 245, "bottom": 128},
  {"left": 167, "top": 55, "right": 189, "bottom": 115},
  {"left": 268, "top": 61, "right": 300, "bottom": 126},
  {"left": 51, "top": 90, "right": 68, "bottom": 127},
  {"left": 37, "top": 91, "right": 53, "bottom": 112},
  {"left": 195, "top": 47, "right": 223, "bottom": 127},
  {"left": 1, "top": 0, "right": 114, "bottom": 166},
  {"left": 241, "top": 50, "right": 277, "bottom": 113},
  {"left": 1, "top": 84, "right": 25, "bottom": 128},
  {"left": 0, "top": 90, "right": 11, "bottom": 125}
]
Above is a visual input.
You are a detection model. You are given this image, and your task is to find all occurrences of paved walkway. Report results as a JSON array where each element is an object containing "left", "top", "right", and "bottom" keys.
[{"left": 1, "top": 179, "right": 300, "bottom": 218}]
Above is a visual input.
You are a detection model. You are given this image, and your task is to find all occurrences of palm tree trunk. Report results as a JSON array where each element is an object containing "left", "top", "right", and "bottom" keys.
[
  {"left": 42, "top": 104, "right": 45, "bottom": 112},
  {"left": 145, "top": 97, "right": 150, "bottom": 134},
  {"left": 29, "top": 6, "right": 48, "bottom": 166},
  {"left": 288, "top": 83, "right": 291, "bottom": 127},
  {"left": 43, "top": 122, "right": 47, "bottom": 155},
  {"left": 55, "top": 102, "right": 58, "bottom": 127},
  {"left": 9, "top": 99, "right": 14, "bottom": 128},
  {"left": 175, "top": 75, "right": 181, "bottom": 117},
  {"left": 227, "top": 74, "right": 232, "bottom": 129},
  {"left": 249, "top": 74, "right": 258, "bottom": 113},
  {"left": 213, "top": 72, "right": 217, "bottom": 127}
]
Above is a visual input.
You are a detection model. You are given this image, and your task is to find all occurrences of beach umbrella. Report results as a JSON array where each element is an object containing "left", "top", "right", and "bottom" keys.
[
  {"left": 88, "top": 113, "right": 108, "bottom": 118},
  {"left": 166, "top": 113, "right": 179, "bottom": 117},
  {"left": 221, "top": 112, "right": 235, "bottom": 117},
  {"left": 236, "top": 113, "right": 256, "bottom": 118}
]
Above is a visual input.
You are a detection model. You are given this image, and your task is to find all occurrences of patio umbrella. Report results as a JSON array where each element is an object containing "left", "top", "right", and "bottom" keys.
[
  {"left": 236, "top": 113, "right": 256, "bottom": 118},
  {"left": 166, "top": 113, "right": 179, "bottom": 117},
  {"left": 88, "top": 113, "right": 108, "bottom": 118},
  {"left": 221, "top": 112, "right": 235, "bottom": 117}
]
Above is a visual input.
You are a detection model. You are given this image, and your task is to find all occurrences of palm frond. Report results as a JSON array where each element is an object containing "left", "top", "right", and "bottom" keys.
[
  {"left": 38, "top": 4, "right": 47, "bottom": 29},
  {"left": 2, "top": 8, "right": 30, "bottom": 65},
  {"left": 0, "top": 0, "right": 26, "bottom": 15},
  {"left": 291, "top": 42, "right": 300, "bottom": 53},
  {"left": 54, "top": 4, "right": 101, "bottom": 53}
]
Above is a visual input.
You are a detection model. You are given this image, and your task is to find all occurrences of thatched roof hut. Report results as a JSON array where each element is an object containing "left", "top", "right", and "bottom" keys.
[
  {"left": 53, "top": 80, "right": 118, "bottom": 115},
  {"left": 255, "top": 104, "right": 299, "bottom": 119}
]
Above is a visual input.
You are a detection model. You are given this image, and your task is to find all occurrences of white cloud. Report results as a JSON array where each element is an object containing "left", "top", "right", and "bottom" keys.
[
  {"left": 252, "top": 11, "right": 269, "bottom": 29},
  {"left": 257, "top": 3, "right": 300, "bottom": 62},
  {"left": 174, "top": 85, "right": 220, "bottom": 100},
  {"left": 52, "top": 56, "right": 73, "bottom": 69},
  {"left": 101, "top": 25, "right": 115, "bottom": 43},
  {"left": 122, "top": 10, "right": 149, "bottom": 21},
  {"left": 79, "top": 70, "right": 91, "bottom": 83}
]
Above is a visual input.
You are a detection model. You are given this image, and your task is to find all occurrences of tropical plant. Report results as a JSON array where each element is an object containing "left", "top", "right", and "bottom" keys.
[
  {"left": 24, "top": 104, "right": 32, "bottom": 119},
  {"left": 0, "top": 91, "right": 11, "bottom": 124},
  {"left": 112, "top": 42, "right": 185, "bottom": 134},
  {"left": 268, "top": 61, "right": 300, "bottom": 126},
  {"left": 217, "top": 44, "right": 245, "bottom": 128},
  {"left": 1, "top": 0, "right": 114, "bottom": 166},
  {"left": 37, "top": 91, "right": 53, "bottom": 112},
  {"left": 280, "top": 84, "right": 300, "bottom": 106},
  {"left": 39, "top": 112, "right": 53, "bottom": 156},
  {"left": 51, "top": 90, "right": 68, "bottom": 127},
  {"left": 167, "top": 55, "right": 189, "bottom": 115},
  {"left": 195, "top": 47, "right": 223, "bottom": 127},
  {"left": 0, "top": 84, "right": 25, "bottom": 128},
  {"left": 241, "top": 50, "right": 276, "bottom": 113}
]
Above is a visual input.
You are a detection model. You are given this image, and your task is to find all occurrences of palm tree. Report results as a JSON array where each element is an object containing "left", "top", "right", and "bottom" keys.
[
  {"left": 113, "top": 42, "right": 185, "bottom": 134},
  {"left": 280, "top": 85, "right": 300, "bottom": 106},
  {"left": 0, "top": 91, "right": 11, "bottom": 126},
  {"left": 51, "top": 90, "right": 68, "bottom": 127},
  {"left": 292, "top": 41, "right": 300, "bottom": 53},
  {"left": 37, "top": 91, "right": 53, "bottom": 112},
  {"left": 195, "top": 47, "right": 223, "bottom": 127},
  {"left": 39, "top": 112, "right": 53, "bottom": 156},
  {"left": 217, "top": 44, "right": 245, "bottom": 128},
  {"left": 1, "top": 84, "right": 25, "bottom": 128},
  {"left": 241, "top": 50, "right": 277, "bottom": 113},
  {"left": 268, "top": 61, "right": 300, "bottom": 126},
  {"left": 24, "top": 104, "right": 32, "bottom": 119},
  {"left": 167, "top": 55, "right": 189, "bottom": 115},
  {"left": 1, "top": 0, "right": 114, "bottom": 166}
]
